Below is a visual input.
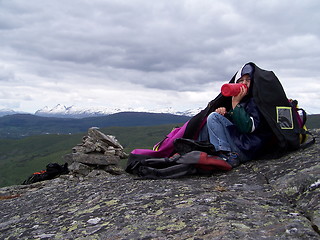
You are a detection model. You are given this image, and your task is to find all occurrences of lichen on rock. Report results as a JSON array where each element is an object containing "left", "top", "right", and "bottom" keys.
[{"left": 0, "top": 129, "right": 319, "bottom": 239}]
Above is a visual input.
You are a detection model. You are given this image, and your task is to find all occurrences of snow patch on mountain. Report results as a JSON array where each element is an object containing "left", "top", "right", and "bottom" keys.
[{"left": 34, "top": 104, "right": 201, "bottom": 118}]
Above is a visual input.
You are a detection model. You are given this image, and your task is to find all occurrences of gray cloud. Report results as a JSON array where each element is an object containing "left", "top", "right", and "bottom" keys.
[
  {"left": 0, "top": 0, "right": 319, "bottom": 113},
  {"left": 0, "top": 66, "right": 16, "bottom": 81}
]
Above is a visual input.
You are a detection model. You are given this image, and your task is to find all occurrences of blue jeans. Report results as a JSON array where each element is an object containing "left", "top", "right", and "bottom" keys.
[{"left": 199, "top": 112, "right": 244, "bottom": 159}]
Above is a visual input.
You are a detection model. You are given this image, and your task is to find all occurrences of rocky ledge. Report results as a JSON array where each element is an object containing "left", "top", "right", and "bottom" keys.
[{"left": 0, "top": 130, "right": 319, "bottom": 240}]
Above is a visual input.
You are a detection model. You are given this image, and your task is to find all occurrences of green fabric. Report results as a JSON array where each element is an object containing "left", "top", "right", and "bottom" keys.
[{"left": 229, "top": 104, "right": 253, "bottom": 133}]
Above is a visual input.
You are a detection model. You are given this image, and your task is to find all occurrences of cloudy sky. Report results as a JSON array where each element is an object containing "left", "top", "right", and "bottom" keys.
[{"left": 1, "top": 0, "right": 320, "bottom": 114}]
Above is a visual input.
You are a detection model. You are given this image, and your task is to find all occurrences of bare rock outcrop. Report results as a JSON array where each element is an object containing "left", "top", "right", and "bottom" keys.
[{"left": 0, "top": 130, "right": 319, "bottom": 239}]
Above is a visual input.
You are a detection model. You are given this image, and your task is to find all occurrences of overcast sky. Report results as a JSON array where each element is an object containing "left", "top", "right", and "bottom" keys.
[{"left": 1, "top": 0, "right": 320, "bottom": 114}]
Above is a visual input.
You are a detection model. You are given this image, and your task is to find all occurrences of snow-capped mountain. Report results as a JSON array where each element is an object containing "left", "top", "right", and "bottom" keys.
[
  {"left": 0, "top": 109, "right": 24, "bottom": 117},
  {"left": 35, "top": 104, "right": 120, "bottom": 118},
  {"left": 34, "top": 104, "right": 201, "bottom": 118}
]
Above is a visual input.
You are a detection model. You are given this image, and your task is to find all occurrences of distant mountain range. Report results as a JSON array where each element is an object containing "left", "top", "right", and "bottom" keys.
[
  {"left": 0, "top": 112, "right": 191, "bottom": 139},
  {"left": 0, "top": 104, "right": 199, "bottom": 139},
  {"left": 0, "top": 104, "right": 201, "bottom": 118},
  {"left": 0, "top": 109, "right": 22, "bottom": 117},
  {"left": 1, "top": 105, "right": 319, "bottom": 139}
]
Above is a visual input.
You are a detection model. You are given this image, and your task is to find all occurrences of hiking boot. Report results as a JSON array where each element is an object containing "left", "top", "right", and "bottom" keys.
[{"left": 219, "top": 152, "right": 240, "bottom": 168}]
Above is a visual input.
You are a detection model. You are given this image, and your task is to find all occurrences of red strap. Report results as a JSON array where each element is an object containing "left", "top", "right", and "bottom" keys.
[{"left": 33, "top": 170, "right": 46, "bottom": 175}]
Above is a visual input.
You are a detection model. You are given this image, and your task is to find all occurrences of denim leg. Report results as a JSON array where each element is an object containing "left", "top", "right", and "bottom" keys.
[{"left": 206, "top": 112, "right": 234, "bottom": 152}]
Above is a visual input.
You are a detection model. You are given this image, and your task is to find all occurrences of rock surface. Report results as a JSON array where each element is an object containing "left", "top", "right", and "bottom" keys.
[{"left": 0, "top": 130, "right": 319, "bottom": 239}]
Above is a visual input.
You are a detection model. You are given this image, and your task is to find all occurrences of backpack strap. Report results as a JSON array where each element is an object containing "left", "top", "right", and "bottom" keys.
[
  {"left": 297, "top": 107, "right": 307, "bottom": 126},
  {"left": 298, "top": 128, "right": 316, "bottom": 149}
]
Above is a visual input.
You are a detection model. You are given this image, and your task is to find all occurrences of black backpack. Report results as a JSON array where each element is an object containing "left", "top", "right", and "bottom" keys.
[{"left": 22, "top": 163, "right": 69, "bottom": 185}]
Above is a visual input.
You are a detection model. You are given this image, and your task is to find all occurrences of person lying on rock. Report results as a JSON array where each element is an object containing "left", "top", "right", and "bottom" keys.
[{"left": 198, "top": 63, "right": 273, "bottom": 167}]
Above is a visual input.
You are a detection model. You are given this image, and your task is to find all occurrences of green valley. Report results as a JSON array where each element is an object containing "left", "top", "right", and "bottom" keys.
[{"left": 0, "top": 124, "right": 181, "bottom": 187}]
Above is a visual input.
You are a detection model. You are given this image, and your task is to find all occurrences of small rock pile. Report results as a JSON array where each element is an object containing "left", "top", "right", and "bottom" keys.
[{"left": 64, "top": 127, "right": 127, "bottom": 177}]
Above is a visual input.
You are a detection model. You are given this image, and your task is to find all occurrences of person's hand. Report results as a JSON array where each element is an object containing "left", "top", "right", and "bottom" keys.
[
  {"left": 215, "top": 107, "right": 227, "bottom": 116},
  {"left": 232, "top": 85, "right": 248, "bottom": 108}
]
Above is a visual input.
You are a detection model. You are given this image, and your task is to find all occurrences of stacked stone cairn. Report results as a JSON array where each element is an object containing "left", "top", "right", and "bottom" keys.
[{"left": 64, "top": 127, "right": 127, "bottom": 178}]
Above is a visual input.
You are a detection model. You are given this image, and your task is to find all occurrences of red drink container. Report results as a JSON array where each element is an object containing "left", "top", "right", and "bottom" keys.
[{"left": 221, "top": 83, "right": 247, "bottom": 96}]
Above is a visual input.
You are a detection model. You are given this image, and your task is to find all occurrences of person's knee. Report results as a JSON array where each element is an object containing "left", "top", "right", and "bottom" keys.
[
  {"left": 207, "top": 112, "right": 221, "bottom": 128},
  {"left": 207, "top": 112, "right": 220, "bottom": 122}
]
